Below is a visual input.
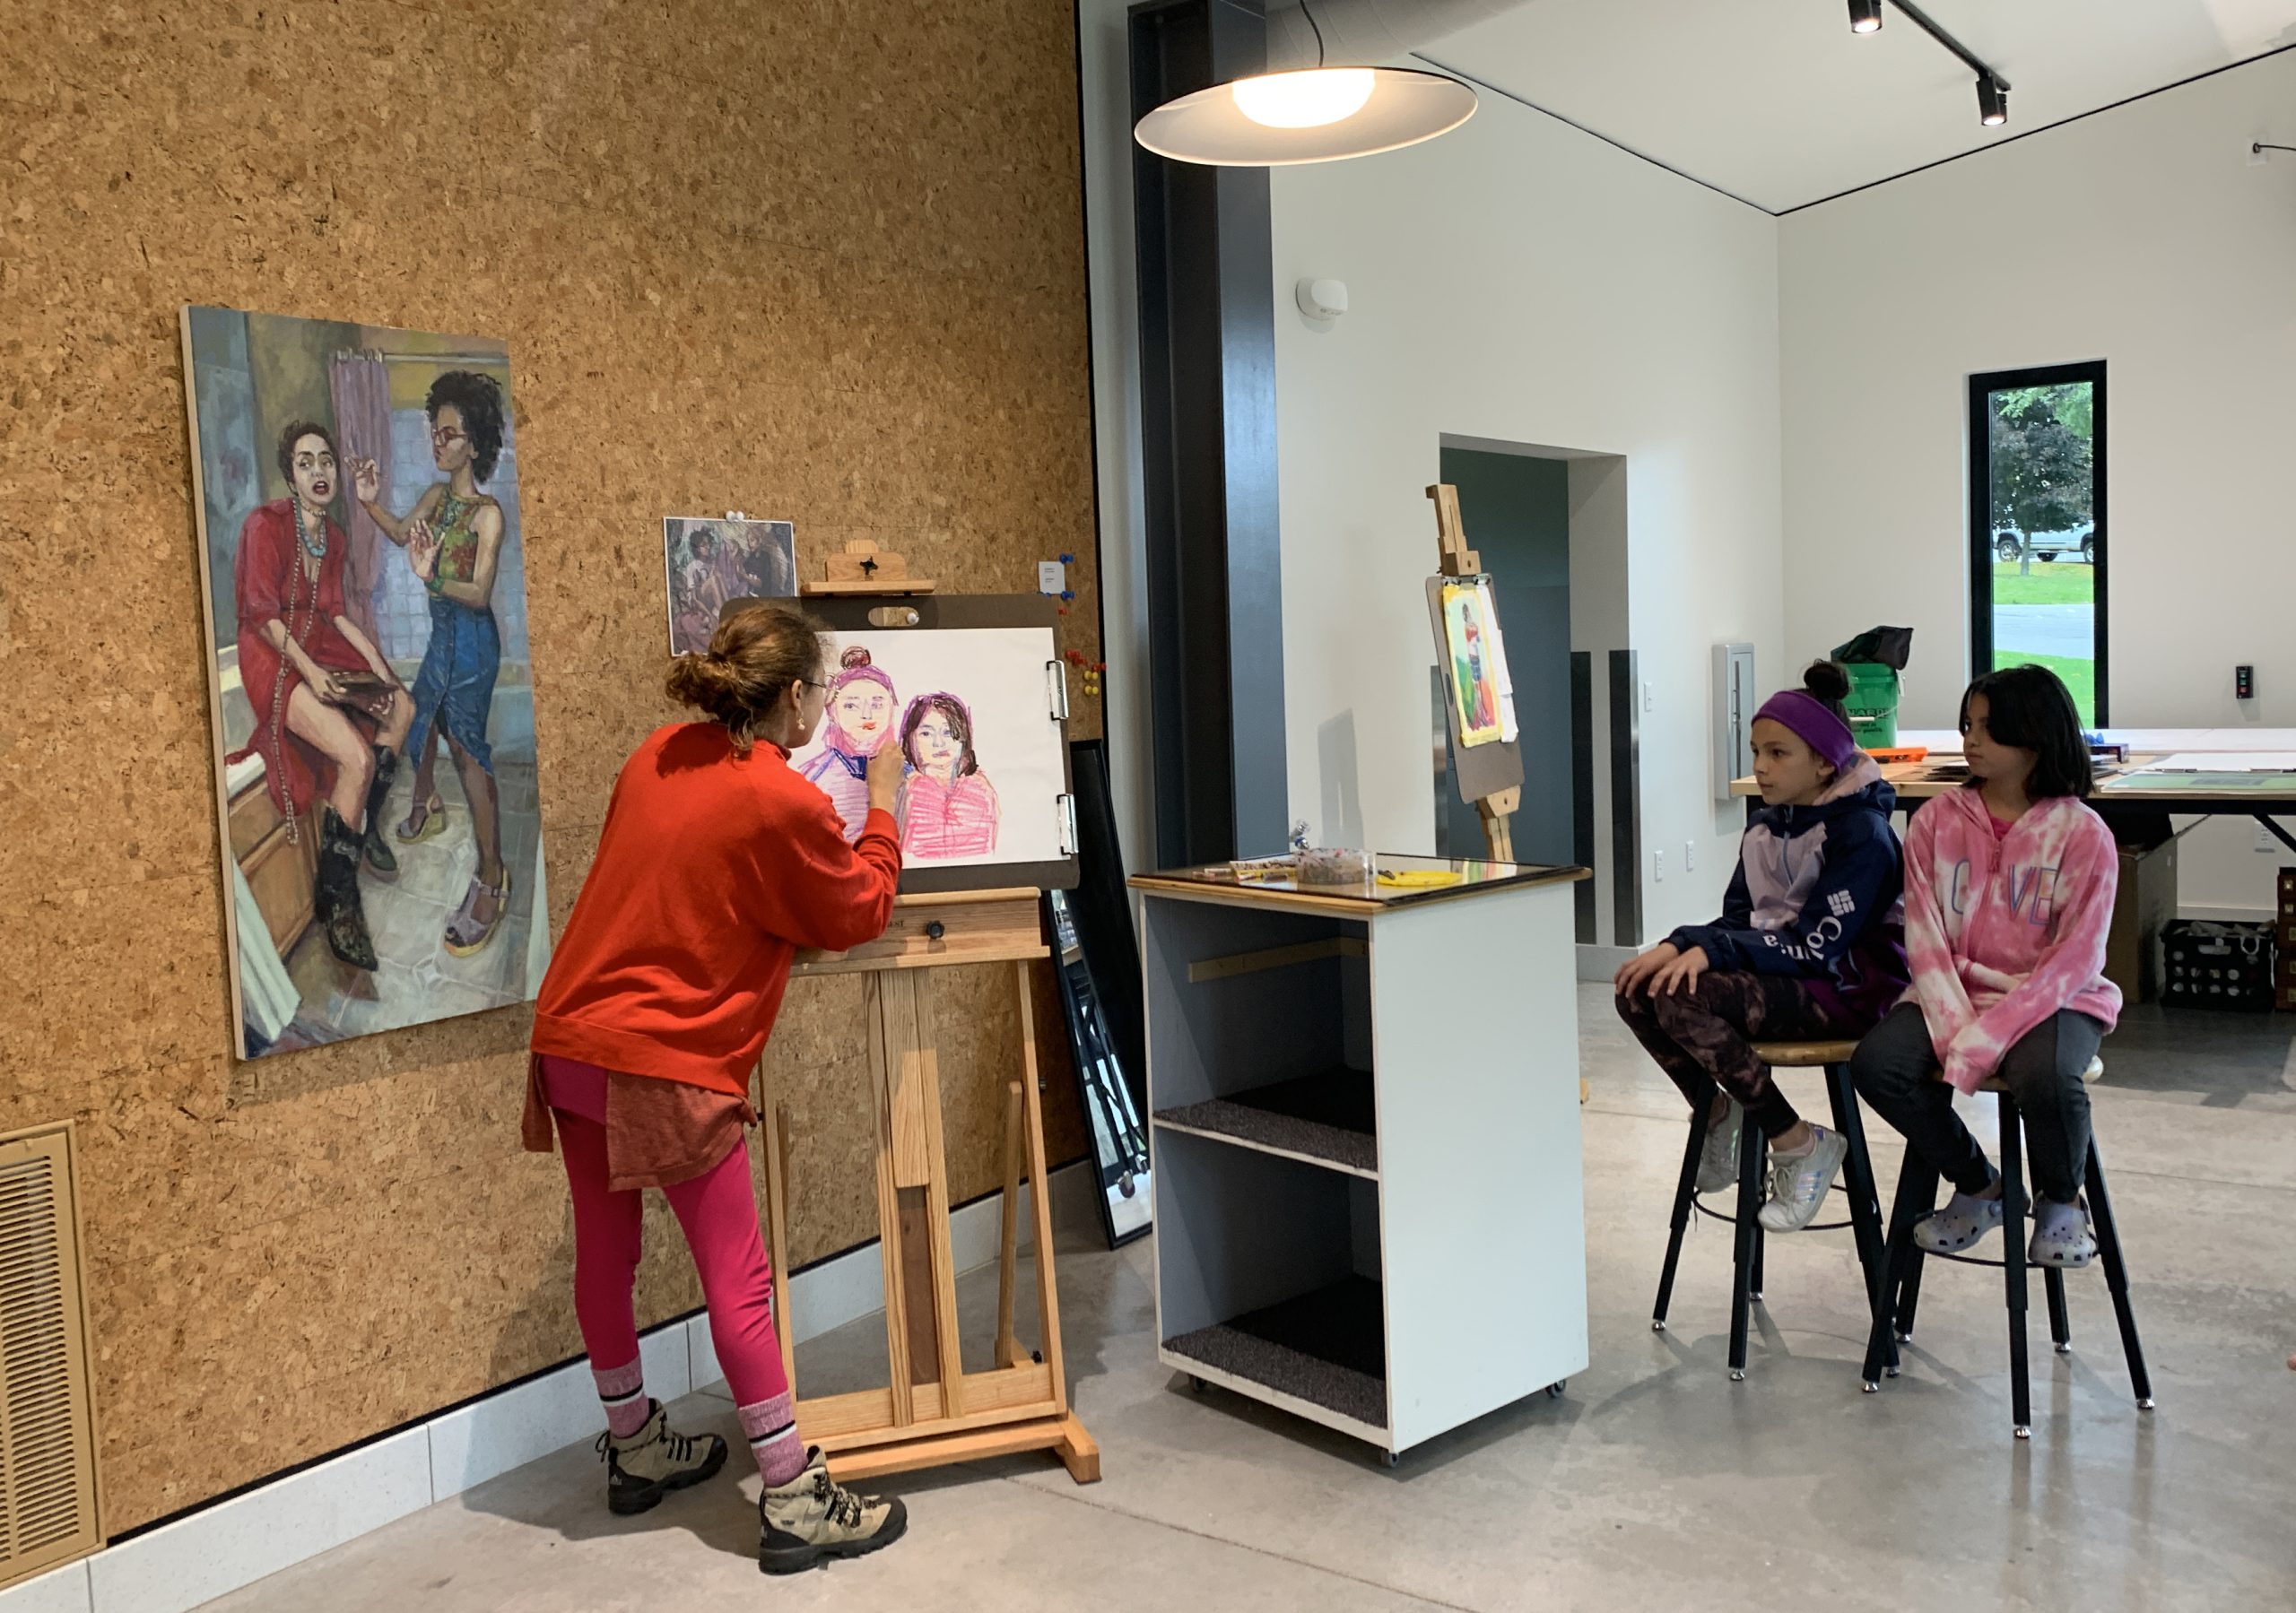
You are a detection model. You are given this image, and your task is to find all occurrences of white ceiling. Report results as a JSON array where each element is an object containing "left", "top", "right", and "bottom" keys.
[{"left": 1416, "top": 0, "right": 2296, "bottom": 212}]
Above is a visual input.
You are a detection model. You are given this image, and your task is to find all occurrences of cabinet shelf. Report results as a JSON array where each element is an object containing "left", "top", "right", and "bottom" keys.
[
  {"left": 1152, "top": 1067, "right": 1377, "bottom": 1177},
  {"left": 1162, "top": 1276, "right": 1387, "bottom": 1435}
]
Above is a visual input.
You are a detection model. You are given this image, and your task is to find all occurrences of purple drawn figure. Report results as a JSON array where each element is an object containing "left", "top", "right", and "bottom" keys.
[{"left": 797, "top": 646, "right": 900, "bottom": 838}]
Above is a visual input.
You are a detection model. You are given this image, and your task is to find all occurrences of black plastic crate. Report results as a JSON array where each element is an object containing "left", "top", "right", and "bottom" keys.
[{"left": 2161, "top": 920, "right": 2278, "bottom": 1012}]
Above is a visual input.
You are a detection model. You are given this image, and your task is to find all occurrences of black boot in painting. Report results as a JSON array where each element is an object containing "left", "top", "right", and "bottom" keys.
[
  {"left": 317, "top": 804, "right": 379, "bottom": 970},
  {"left": 361, "top": 746, "right": 400, "bottom": 875}
]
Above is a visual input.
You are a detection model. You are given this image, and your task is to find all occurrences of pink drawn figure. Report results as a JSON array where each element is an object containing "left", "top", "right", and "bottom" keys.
[
  {"left": 900, "top": 692, "right": 1000, "bottom": 859},
  {"left": 797, "top": 646, "right": 899, "bottom": 838}
]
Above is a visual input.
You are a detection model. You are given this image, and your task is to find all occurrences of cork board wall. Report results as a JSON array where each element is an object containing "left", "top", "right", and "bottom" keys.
[{"left": 0, "top": 0, "right": 1101, "bottom": 1531}]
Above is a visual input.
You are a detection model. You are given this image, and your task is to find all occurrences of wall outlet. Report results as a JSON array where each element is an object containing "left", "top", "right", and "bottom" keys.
[
  {"left": 1653, "top": 848, "right": 1665, "bottom": 881},
  {"left": 1037, "top": 559, "right": 1065, "bottom": 595},
  {"left": 1685, "top": 840, "right": 1696, "bottom": 872},
  {"left": 2236, "top": 663, "right": 2255, "bottom": 700}
]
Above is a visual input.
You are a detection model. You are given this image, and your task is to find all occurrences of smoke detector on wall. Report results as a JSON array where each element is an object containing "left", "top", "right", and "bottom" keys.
[{"left": 1296, "top": 277, "right": 1349, "bottom": 321}]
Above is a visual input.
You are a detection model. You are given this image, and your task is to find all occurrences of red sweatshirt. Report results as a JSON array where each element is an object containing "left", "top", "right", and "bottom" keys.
[{"left": 531, "top": 723, "right": 902, "bottom": 1097}]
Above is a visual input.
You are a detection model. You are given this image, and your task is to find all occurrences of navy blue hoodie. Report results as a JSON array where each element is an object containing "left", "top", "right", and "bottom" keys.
[{"left": 1665, "top": 757, "right": 1910, "bottom": 1025}]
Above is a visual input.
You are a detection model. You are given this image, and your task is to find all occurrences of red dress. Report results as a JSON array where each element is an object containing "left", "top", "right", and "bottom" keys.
[{"left": 227, "top": 499, "right": 372, "bottom": 821}]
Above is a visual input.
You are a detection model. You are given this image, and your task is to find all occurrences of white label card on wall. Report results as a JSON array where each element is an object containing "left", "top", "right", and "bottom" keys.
[{"left": 1037, "top": 560, "right": 1065, "bottom": 595}]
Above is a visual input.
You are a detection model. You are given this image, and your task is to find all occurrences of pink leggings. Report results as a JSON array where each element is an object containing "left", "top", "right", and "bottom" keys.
[{"left": 555, "top": 1110, "right": 800, "bottom": 1478}]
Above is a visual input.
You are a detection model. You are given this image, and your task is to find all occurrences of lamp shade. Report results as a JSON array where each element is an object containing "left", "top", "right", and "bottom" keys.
[{"left": 1135, "top": 65, "right": 1477, "bottom": 167}]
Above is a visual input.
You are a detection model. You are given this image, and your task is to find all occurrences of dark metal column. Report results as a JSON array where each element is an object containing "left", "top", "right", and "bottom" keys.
[{"left": 1129, "top": 0, "right": 1288, "bottom": 865}]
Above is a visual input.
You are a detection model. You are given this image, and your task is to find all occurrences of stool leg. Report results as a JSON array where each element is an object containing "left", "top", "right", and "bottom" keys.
[
  {"left": 1999, "top": 1092, "right": 2032, "bottom": 1440},
  {"left": 1652, "top": 1108, "right": 1706, "bottom": 1331},
  {"left": 1863, "top": 1144, "right": 1930, "bottom": 1389},
  {"left": 1749, "top": 1223, "right": 1766, "bottom": 1304},
  {"left": 2083, "top": 1138, "right": 2155, "bottom": 1409},
  {"left": 1728, "top": 1124, "right": 1764, "bottom": 1380},
  {"left": 1826, "top": 1063, "right": 1894, "bottom": 1373},
  {"left": 2045, "top": 1268, "right": 2071, "bottom": 1355}
]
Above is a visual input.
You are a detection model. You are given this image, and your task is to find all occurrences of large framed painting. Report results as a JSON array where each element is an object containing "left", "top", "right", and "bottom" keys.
[{"left": 181, "top": 306, "right": 551, "bottom": 1059}]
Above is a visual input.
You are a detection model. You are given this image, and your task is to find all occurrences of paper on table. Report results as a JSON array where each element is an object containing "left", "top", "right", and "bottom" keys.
[{"left": 2131, "top": 752, "right": 2296, "bottom": 773}]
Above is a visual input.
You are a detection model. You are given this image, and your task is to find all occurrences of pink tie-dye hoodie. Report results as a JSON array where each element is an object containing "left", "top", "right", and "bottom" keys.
[{"left": 1901, "top": 785, "right": 2123, "bottom": 1094}]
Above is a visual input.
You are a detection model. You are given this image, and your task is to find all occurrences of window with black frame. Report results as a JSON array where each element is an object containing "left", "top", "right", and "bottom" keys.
[{"left": 1968, "top": 360, "right": 2108, "bottom": 726}]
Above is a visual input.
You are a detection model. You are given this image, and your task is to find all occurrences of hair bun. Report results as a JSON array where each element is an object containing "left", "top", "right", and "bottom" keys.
[
  {"left": 1803, "top": 659, "right": 1851, "bottom": 703},
  {"left": 840, "top": 646, "right": 873, "bottom": 671}
]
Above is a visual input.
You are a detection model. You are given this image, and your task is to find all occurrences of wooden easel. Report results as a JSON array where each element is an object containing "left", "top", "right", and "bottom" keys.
[
  {"left": 1428, "top": 484, "right": 1521, "bottom": 863},
  {"left": 1429, "top": 485, "right": 1587, "bottom": 1104},
  {"left": 755, "top": 556, "right": 1097, "bottom": 1486}
]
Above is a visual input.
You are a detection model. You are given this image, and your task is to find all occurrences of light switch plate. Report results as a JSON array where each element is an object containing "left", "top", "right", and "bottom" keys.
[{"left": 1037, "top": 559, "right": 1065, "bottom": 595}]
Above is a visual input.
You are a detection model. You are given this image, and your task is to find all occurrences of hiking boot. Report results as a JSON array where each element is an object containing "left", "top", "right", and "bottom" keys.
[
  {"left": 596, "top": 1401, "right": 727, "bottom": 1516},
  {"left": 1696, "top": 1102, "right": 1743, "bottom": 1195},
  {"left": 759, "top": 1448, "right": 908, "bottom": 1574},
  {"left": 1757, "top": 1125, "right": 1847, "bottom": 1233}
]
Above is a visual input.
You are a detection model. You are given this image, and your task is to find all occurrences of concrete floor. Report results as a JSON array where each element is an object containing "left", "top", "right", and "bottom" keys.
[{"left": 199, "top": 986, "right": 2296, "bottom": 1612}]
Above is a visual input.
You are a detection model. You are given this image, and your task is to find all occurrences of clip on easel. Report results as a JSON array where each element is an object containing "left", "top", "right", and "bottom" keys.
[
  {"left": 756, "top": 556, "right": 1098, "bottom": 1487},
  {"left": 1425, "top": 484, "right": 1523, "bottom": 863}
]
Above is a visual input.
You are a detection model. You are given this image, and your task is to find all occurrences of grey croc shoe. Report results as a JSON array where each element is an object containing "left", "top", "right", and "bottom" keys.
[
  {"left": 2029, "top": 1199, "right": 2097, "bottom": 1268},
  {"left": 1913, "top": 1191, "right": 2005, "bottom": 1254}
]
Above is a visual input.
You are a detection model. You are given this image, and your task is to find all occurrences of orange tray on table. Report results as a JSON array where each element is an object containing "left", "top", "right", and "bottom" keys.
[{"left": 1864, "top": 746, "right": 1929, "bottom": 764}]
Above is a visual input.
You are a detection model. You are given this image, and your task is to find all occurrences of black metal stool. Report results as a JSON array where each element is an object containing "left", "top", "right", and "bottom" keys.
[
  {"left": 1652, "top": 1040, "right": 1894, "bottom": 1381},
  {"left": 1859, "top": 1056, "right": 2153, "bottom": 1439}
]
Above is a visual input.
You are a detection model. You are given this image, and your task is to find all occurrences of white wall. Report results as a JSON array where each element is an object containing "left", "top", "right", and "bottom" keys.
[
  {"left": 1781, "top": 51, "right": 2296, "bottom": 914},
  {"left": 1270, "top": 83, "right": 1783, "bottom": 938}
]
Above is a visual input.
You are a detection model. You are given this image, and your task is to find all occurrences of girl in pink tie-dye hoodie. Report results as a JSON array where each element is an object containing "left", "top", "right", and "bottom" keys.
[{"left": 1850, "top": 665, "right": 2121, "bottom": 1270}]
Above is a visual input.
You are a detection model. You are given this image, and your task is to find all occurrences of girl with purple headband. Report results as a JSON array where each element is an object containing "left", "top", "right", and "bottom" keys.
[
  {"left": 1615, "top": 660, "right": 1910, "bottom": 1232},
  {"left": 797, "top": 646, "right": 900, "bottom": 839}
]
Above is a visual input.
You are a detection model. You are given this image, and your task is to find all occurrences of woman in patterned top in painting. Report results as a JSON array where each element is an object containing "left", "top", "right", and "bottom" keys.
[{"left": 351, "top": 370, "right": 514, "bottom": 957}]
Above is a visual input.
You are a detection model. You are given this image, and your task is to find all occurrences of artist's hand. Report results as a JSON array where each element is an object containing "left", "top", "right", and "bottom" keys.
[
  {"left": 352, "top": 457, "right": 381, "bottom": 505},
  {"left": 866, "top": 743, "right": 904, "bottom": 815},
  {"left": 1613, "top": 941, "right": 1681, "bottom": 998},
  {"left": 1648, "top": 945, "right": 1711, "bottom": 998}
]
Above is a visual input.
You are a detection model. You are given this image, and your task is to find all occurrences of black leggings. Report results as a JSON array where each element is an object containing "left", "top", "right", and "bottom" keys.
[
  {"left": 1850, "top": 1002, "right": 2103, "bottom": 1203},
  {"left": 1615, "top": 971, "right": 1857, "bottom": 1140}
]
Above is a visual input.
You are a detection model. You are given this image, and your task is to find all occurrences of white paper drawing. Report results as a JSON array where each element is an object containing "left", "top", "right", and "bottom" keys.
[{"left": 791, "top": 627, "right": 1065, "bottom": 870}]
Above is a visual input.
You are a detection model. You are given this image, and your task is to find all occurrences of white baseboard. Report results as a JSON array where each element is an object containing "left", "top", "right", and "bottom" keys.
[
  {"left": 1576, "top": 943, "right": 1637, "bottom": 982},
  {"left": 1, "top": 1164, "right": 1088, "bottom": 1613}
]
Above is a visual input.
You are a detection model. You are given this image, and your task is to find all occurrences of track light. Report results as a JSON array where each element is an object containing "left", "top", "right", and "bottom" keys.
[
  {"left": 1977, "top": 74, "right": 2008, "bottom": 126},
  {"left": 1848, "top": 1, "right": 1883, "bottom": 34}
]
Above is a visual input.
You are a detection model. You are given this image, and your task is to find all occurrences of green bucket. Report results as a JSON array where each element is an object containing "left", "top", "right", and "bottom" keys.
[{"left": 1840, "top": 662, "right": 1900, "bottom": 750}]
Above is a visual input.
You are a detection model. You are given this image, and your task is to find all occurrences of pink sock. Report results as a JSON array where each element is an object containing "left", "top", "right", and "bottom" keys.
[
  {"left": 594, "top": 1357, "right": 652, "bottom": 1439},
  {"left": 741, "top": 1392, "right": 805, "bottom": 1486}
]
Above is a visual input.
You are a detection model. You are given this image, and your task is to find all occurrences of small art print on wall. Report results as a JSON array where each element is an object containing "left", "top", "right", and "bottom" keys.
[
  {"left": 791, "top": 628, "right": 1067, "bottom": 872},
  {"left": 181, "top": 305, "right": 552, "bottom": 1060},
  {"left": 663, "top": 516, "right": 796, "bottom": 655}
]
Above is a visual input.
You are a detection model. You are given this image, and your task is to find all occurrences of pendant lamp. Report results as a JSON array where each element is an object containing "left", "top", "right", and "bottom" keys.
[{"left": 1135, "top": 65, "right": 1476, "bottom": 166}]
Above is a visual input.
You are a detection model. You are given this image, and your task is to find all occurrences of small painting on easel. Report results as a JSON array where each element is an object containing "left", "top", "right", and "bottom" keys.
[{"left": 1439, "top": 580, "right": 1517, "bottom": 749}]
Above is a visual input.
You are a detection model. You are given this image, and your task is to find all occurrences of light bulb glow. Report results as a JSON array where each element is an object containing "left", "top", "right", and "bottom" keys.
[{"left": 1231, "top": 69, "right": 1376, "bottom": 130}]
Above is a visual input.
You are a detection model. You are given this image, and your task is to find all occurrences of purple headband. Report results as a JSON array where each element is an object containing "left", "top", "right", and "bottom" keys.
[{"left": 1753, "top": 690, "right": 1861, "bottom": 773}]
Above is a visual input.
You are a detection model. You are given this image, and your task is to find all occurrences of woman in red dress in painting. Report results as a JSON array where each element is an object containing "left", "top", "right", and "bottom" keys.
[{"left": 228, "top": 421, "right": 414, "bottom": 970}]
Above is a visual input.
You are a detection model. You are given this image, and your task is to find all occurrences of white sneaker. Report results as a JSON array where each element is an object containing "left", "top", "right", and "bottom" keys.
[
  {"left": 1757, "top": 1126, "right": 1847, "bottom": 1232},
  {"left": 1696, "top": 1103, "right": 1744, "bottom": 1195}
]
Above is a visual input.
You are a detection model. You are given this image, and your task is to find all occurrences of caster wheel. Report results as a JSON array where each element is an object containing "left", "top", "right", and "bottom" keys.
[
  {"left": 1380, "top": 1450, "right": 1399, "bottom": 1469},
  {"left": 1861, "top": 1381, "right": 1878, "bottom": 1394},
  {"left": 2137, "top": 1398, "right": 2157, "bottom": 1411},
  {"left": 2013, "top": 1426, "right": 2032, "bottom": 1442},
  {"left": 1545, "top": 1381, "right": 1566, "bottom": 1400},
  {"left": 1729, "top": 1369, "right": 1746, "bottom": 1383},
  {"left": 1189, "top": 1375, "right": 1207, "bottom": 1393},
  {"left": 1650, "top": 1320, "right": 1667, "bottom": 1333}
]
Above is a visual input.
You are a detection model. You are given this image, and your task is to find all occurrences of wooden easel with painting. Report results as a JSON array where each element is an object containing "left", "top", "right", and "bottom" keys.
[
  {"left": 1426, "top": 484, "right": 1523, "bottom": 863},
  {"left": 754, "top": 553, "right": 1098, "bottom": 1485},
  {"left": 1426, "top": 486, "right": 1587, "bottom": 1103}
]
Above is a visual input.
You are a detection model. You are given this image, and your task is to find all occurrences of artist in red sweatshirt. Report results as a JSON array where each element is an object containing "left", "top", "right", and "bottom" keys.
[{"left": 526, "top": 603, "right": 908, "bottom": 1574}]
